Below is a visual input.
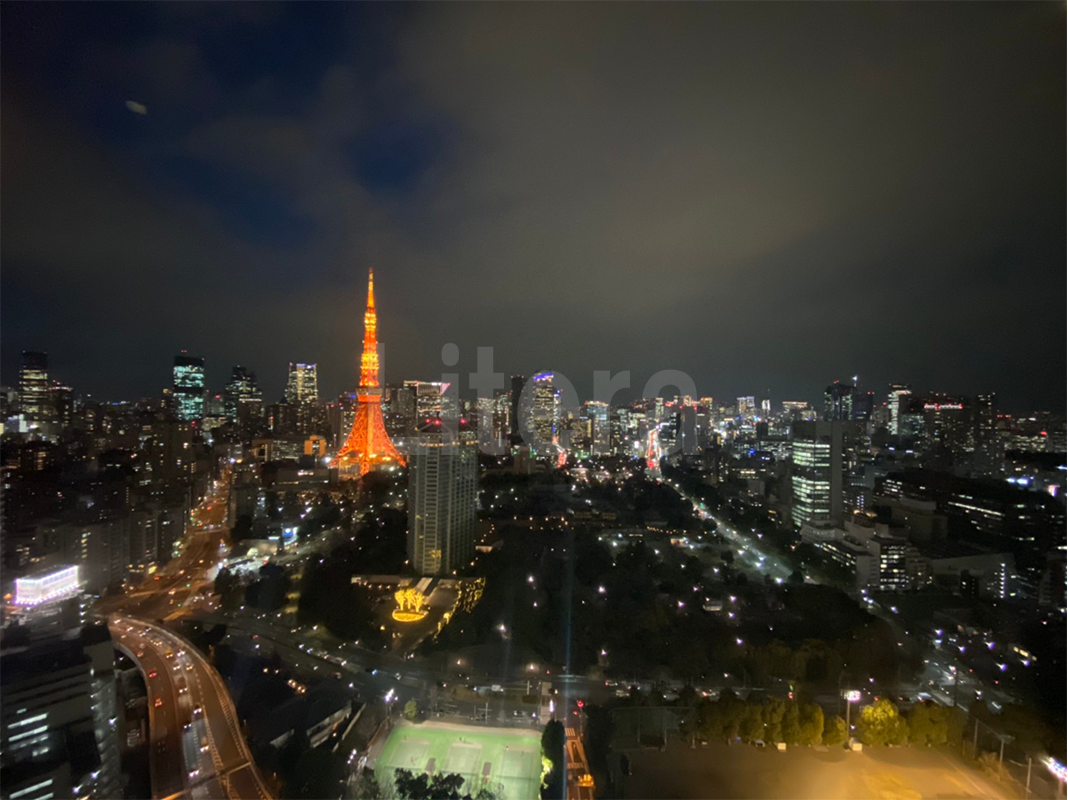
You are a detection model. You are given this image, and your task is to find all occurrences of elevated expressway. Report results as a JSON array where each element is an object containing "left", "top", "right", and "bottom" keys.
[
  {"left": 104, "top": 469, "right": 272, "bottom": 799},
  {"left": 111, "top": 615, "right": 272, "bottom": 800}
]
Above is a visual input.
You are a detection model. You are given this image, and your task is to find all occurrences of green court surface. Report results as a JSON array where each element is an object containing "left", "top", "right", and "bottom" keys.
[{"left": 376, "top": 723, "right": 541, "bottom": 800}]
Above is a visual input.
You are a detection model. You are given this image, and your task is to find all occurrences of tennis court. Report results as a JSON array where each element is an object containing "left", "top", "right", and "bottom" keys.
[
  {"left": 375, "top": 721, "right": 542, "bottom": 800},
  {"left": 446, "top": 742, "right": 482, "bottom": 774},
  {"left": 389, "top": 737, "right": 430, "bottom": 769},
  {"left": 499, "top": 747, "right": 540, "bottom": 800}
]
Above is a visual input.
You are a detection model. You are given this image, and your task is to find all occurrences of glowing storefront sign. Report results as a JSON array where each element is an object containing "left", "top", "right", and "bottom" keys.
[{"left": 15, "top": 566, "right": 80, "bottom": 606}]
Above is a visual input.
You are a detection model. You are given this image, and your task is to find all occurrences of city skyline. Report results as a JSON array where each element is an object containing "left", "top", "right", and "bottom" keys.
[
  {"left": 0, "top": 5, "right": 1063, "bottom": 799},
  {"left": 4, "top": 340, "right": 1059, "bottom": 417},
  {"left": 2, "top": 4, "right": 1064, "bottom": 409}
]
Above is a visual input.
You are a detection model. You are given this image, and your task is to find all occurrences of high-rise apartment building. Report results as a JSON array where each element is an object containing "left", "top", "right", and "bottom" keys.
[
  {"left": 138, "top": 420, "right": 196, "bottom": 489},
  {"left": 407, "top": 420, "right": 478, "bottom": 575},
  {"left": 50, "top": 383, "right": 73, "bottom": 429},
  {"left": 972, "top": 392, "right": 1002, "bottom": 475},
  {"left": 790, "top": 420, "right": 844, "bottom": 528},
  {"left": 172, "top": 353, "right": 205, "bottom": 422}
]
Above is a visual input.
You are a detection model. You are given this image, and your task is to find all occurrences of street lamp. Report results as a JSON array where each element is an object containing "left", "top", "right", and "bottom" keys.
[{"left": 844, "top": 690, "right": 861, "bottom": 746}]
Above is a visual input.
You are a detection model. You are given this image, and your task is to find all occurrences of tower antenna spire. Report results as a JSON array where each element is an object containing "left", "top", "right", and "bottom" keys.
[{"left": 331, "top": 268, "right": 403, "bottom": 476}]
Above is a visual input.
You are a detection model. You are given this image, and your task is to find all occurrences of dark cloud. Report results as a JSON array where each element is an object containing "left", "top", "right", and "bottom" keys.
[
  {"left": 1, "top": 3, "right": 1063, "bottom": 408},
  {"left": 390, "top": 3, "right": 1065, "bottom": 406}
]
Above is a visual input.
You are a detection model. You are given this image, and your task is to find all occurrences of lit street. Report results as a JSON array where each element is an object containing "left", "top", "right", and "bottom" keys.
[
  {"left": 110, "top": 615, "right": 273, "bottom": 800},
  {"left": 657, "top": 475, "right": 1021, "bottom": 713}
]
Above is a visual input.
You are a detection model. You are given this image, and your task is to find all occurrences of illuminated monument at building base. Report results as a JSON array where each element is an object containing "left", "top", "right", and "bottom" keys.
[
  {"left": 391, "top": 587, "right": 428, "bottom": 622},
  {"left": 331, "top": 269, "right": 405, "bottom": 478}
]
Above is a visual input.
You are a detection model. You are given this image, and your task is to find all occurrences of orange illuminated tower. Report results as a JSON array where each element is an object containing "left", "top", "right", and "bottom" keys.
[{"left": 331, "top": 269, "right": 405, "bottom": 477}]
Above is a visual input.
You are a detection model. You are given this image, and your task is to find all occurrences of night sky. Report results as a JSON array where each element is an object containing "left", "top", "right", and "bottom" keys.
[{"left": 1, "top": 3, "right": 1064, "bottom": 409}]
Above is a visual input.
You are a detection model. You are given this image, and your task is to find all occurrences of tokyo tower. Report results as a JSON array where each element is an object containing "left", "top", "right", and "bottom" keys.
[{"left": 331, "top": 268, "right": 405, "bottom": 477}]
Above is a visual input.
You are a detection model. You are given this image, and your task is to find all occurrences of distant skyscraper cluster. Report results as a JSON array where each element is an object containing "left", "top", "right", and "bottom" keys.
[{"left": 2, "top": 276, "right": 1064, "bottom": 604}]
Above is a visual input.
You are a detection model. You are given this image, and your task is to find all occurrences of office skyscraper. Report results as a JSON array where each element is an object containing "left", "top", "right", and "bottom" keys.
[
  {"left": 18, "top": 352, "right": 50, "bottom": 424},
  {"left": 823, "top": 381, "right": 854, "bottom": 422},
  {"left": 790, "top": 420, "right": 844, "bottom": 529},
  {"left": 530, "top": 372, "right": 560, "bottom": 454},
  {"left": 407, "top": 420, "right": 478, "bottom": 575},
  {"left": 326, "top": 393, "right": 358, "bottom": 449},
  {"left": 852, "top": 391, "right": 875, "bottom": 422},
  {"left": 476, "top": 395, "right": 499, "bottom": 453},
  {"left": 509, "top": 375, "right": 525, "bottom": 438},
  {"left": 0, "top": 623, "right": 121, "bottom": 800},
  {"left": 224, "top": 366, "right": 262, "bottom": 420},
  {"left": 678, "top": 403, "right": 698, "bottom": 455},
  {"left": 585, "top": 400, "right": 610, "bottom": 456},
  {"left": 493, "top": 390, "right": 511, "bottom": 446},
  {"left": 285, "top": 362, "right": 325, "bottom": 436},
  {"left": 285, "top": 362, "right": 319, "bottom": 404},
  {"left": 887, "top": 384, "right": 911, "bottom": 436},
  {"left": 172, "top": 353, "right": 206, "bottom": 421},
  {"left": 382, "top": 383, "right": 416, "bottom": 438},
  {"left": 475, "top": 391, "right": 511, "bottom": 454},
  {"left": 404, "top": 381, "right": 457, "bottom": 422}
]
